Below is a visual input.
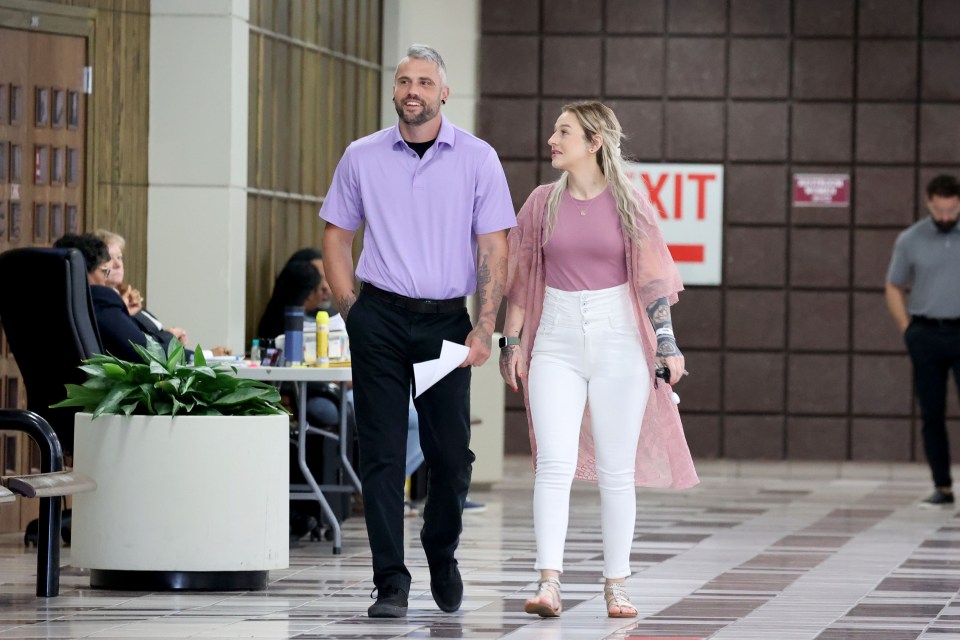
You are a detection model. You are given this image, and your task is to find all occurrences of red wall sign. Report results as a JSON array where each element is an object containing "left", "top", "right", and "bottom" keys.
[{"left": 793, "top": 173, "right": 850, "bottom": 207}]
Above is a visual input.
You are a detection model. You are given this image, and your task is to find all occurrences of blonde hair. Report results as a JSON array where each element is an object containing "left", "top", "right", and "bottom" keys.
[
  {"left": 95, "top": 229, "right": 126, "bottom": 251},
  {"left": 544, "top": 101, "right": 651, "bottom": 243}
]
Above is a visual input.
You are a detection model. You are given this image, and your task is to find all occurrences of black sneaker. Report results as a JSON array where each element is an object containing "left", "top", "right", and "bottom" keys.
[
  {"left": 921, "top": 489, "right": 955, "bottom": 506},
  {"left": 368, "top": 585, "right": 408, "bottom": 618},
  {"left": 429, "top": 559, "right": 463, "bottom": 613}
]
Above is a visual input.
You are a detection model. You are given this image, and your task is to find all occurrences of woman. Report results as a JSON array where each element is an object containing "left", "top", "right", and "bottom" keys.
[
  {"left": 53, "top": 233, "right": 147, "bottom": 362},
  {"left": 257, "top": 258, "right": 328, "bottom": 341},
  {"left": 500, "top": 101, "right": 698, "bottom": 618},
  {"left": 274, "top": 249, "right": 439, "bottom": 513},
  {"left": 95, "top": 229, "right": 189, "bottom": 350}
]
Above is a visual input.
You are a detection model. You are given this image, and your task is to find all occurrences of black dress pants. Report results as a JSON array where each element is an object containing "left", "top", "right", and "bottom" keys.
[
  {"left": 904, "top": 318, "right": 960, "bottom": 488},
  {"left": 346, "top": 289, "right": 474, "bottom": 592}
]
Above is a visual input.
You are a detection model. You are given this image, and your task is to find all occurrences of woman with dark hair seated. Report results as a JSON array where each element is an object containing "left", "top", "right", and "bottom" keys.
[
  {"left": 257, "top": 259, "right": 328, "bottom": 342},
  {"left": 259, "top": 251, "right": 356, "bottom": 538},
  {"left": 53, "top": 233, "right": 147, "bottom": 362}
]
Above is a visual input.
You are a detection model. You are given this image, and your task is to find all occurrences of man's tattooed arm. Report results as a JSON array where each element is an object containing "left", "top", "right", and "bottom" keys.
[
  {"left": 334, "top": 294, "right": 356, "bottom": 320},
  {"left": 475, "top": 238, "right": 508, "bottom": 339}
]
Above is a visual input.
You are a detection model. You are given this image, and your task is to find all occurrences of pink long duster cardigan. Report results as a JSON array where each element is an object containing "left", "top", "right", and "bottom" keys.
[{"left": 506, "top": 184, "right": 699, "bottom": 489}]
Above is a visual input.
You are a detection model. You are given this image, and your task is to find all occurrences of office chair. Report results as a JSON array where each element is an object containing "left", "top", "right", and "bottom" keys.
[
  {"left": 0, "top": 247, "right": 103, "bottom": 454},
  {"left": 0, "top": 248, "right": 102, "bottom": 595}
]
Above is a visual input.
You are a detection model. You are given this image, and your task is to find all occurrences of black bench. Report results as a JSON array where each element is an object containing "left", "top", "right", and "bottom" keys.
[{"left": 0, "top": 410, "right": 96, "bottom": 597}]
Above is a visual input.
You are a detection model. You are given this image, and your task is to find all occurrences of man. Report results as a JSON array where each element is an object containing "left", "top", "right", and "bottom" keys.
[
  {"left": 321, "top": 44, "right": 514, "bottom": 617},
  {"left": 886, "top": 174, "right": 960, "bottom": 506}
]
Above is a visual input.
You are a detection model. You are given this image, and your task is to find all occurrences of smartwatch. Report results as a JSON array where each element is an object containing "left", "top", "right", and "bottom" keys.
[{"left": 498, "top": 335, "right": 521, "bottom": 349}]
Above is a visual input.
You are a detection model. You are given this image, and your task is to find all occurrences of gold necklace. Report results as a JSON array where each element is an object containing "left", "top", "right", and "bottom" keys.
[{"left": 573, "top": 191, "right": 603, "bottom": 216}]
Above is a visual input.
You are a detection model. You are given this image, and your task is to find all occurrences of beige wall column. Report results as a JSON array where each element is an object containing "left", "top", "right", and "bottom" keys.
[{"left": 147, "top": 0, "right": 249, "bottom": 353}]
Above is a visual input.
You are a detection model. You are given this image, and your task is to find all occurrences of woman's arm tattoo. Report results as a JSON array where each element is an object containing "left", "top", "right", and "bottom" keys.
[{"left": 645, "top": 297, "right": 681, "bottom": 358}]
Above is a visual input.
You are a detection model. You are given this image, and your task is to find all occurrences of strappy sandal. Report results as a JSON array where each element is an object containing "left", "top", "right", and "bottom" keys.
[
  {"left": 524, "top": 577, "right": 562, "bottom": 617},
  {"left": 604, "top": 581, "right": 637, "bottom": 618}
]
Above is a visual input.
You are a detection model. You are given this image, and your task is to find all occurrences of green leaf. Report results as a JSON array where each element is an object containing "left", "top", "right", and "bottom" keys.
[
  {"left": 149, "top": 360, "right": 169, "bottom": 377},
  {"left": 49, "top": 395, "right": 92, "bottom": 410},
  {"left": 101, "top": 363, "right": 128, "bottom": 380},
  {"left": 83, "top": 377, "right": 114, "bottom": 391},
  {"left": 165, "top": 341, "right": 186, "bottom": 371},
  {"left": 50, "top": 384, "right": 103, "bottom": 410},
  {"left": 145, "top": 336, "right": 166, "bottom": 360},
  {"left": 86, "top": 353, "right": 126, "bottom": 367},
  {"left": 79, "top": 364, "right": 107, "bottom": 378},
  {"left": 92, "top": 384, "right": 136, "bottom": 419},
  {"left": 132, "top": 338, "right": 167, "bottom": 366},
  {"left": 257, "top": 386, "right": 282, "bottom": 404},
  {"left": 178, "top": 374, "right": 195, "bottom": 395},
  {"left": 138, "top": 383, "right": 155, "bottom": 413},
  {"left": 193, "top": 346, "right": 207, "bottom": 367},
  {"left": 212, "top": 387, "right": 270, "bottom": 406},
  {"left": 188, "top": 366, "right": 217, "bottom": 379},
  {"left": 154, "top": 379, "right": 181, "bottom": 395}
]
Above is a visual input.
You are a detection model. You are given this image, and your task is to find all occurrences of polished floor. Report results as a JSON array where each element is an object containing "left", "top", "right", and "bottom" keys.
[{"left": 0, "top": 456, "right": 959, "bottom": 639}]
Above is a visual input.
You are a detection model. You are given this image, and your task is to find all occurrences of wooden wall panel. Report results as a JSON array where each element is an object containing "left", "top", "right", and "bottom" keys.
[
  {"left": 54, "top": 0, "right": 150, "bottom": 295},
  {"left": 246, "top": 0, "right": 382, "bottom": 343}
]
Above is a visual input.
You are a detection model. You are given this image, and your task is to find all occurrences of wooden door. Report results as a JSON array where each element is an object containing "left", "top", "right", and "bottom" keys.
[
  {"left": 0, "top": 26, "right": 87, "bottom": 533},
  {"left": 0, "top": 27, "right": 86, "bottom": 249}
]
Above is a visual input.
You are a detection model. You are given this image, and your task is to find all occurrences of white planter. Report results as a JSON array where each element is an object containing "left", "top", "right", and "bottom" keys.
[{"left": 71, "top": 412, "right": 289, "bottom": 590}]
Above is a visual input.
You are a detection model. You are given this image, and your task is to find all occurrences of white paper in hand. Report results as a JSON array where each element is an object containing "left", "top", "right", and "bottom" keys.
[{"left": 413, "top": 340, "right": 470, "bottom": 398}]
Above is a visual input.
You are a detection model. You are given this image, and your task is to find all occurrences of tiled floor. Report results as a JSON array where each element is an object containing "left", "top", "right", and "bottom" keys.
[{"left": 1, "top": 456, "right": 959, "bottom": 639}]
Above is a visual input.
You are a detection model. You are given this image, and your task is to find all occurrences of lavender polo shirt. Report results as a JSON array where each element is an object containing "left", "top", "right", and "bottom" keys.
[{"left": 319, "top": 116, "right": 516, "bottom": 300}]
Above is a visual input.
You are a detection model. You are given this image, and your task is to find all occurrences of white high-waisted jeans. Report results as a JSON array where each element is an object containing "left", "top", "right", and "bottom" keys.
[{"left": 528, "top": 283, "right": 651, "bottom": 578}]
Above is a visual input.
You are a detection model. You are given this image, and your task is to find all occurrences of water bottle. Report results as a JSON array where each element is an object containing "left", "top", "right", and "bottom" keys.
[
  {"left": 250, "top": 338, "right": 261, "bottom": 363},
  {"left": 316, "top": 310, "right": 330, "bottom": 367},
  {"left": 284, "top": 306, "right": 304, "bottom": 366},
  {"left": 328, "top": 328, "right": 348, "bottom": 362}
]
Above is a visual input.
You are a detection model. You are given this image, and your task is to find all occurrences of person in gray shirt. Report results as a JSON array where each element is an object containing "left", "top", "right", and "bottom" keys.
[{"left": 886, "top": 174, "right": 960, "bottom": 506}]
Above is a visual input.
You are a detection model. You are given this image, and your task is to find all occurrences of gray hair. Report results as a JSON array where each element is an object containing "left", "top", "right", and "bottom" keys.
[
  {"left": 95, "top": 228, "right": 126, "bottom": 251},
  {"left": 397, "top": 44, "right": 447, "bottom": 86}
]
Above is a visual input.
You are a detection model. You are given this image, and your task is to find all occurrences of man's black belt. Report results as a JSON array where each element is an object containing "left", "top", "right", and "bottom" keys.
[
  {"left": 361, "top": 282, "right": 466, "bottom": 314},
  {"left": 913, "top": 315, "right": 960, "bottom": 326}
]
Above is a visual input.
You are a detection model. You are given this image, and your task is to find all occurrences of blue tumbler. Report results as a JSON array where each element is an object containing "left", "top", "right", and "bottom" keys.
[{"left": 283, "top": 306, "right": 304, "bottom": 366}]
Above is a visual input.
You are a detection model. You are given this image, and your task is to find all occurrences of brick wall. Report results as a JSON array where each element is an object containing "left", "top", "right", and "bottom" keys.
[{"left": 480, "top": 0, "right": 960, "bottom": 461}]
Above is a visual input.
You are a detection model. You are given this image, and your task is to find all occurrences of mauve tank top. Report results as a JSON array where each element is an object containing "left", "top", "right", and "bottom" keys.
[{"left": 543, "top": 187, "right": 629, "bottom": 291}]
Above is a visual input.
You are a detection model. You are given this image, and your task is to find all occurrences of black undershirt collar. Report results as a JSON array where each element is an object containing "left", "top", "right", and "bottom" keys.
[{"left": 405, "top": 137, "right": 437, "bottom": 158}]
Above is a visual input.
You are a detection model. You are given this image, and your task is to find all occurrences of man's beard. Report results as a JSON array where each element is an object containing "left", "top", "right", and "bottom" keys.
[
  {"left": 932, "top": 216, "right": 959, "bottom": 233},
  {"left": 394, "top": 97, "right": 439, "bottom": 126}
]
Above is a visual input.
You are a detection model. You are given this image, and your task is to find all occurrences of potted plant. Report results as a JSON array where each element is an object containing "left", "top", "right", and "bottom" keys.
[{"left": 52, "top": 338, "right": 289, "bottom": 591}]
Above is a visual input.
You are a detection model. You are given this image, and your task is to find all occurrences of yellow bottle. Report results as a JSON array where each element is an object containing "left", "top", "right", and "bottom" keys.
[{"left": 316, "top": 311, "right": 329, "bottom": 367}]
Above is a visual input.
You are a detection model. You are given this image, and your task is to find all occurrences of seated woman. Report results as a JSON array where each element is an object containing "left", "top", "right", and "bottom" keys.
[
  {"left": 53, "top": 233, "right": 146, "bottom": 362},
  {"left": 266, "top": 250, "right": 432, "bottom": 508},
  {"left": 257, "top": 259, "right": 330, "bottom": 342},
  {"left": 95, "top": 229, "right": 230, "bottom": 357},
  {"left": 258, "top": 254, "right": 350, "bottom": 537},
  {"left": 95, "top": 230, "right": 188, "bottom": 351}
]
